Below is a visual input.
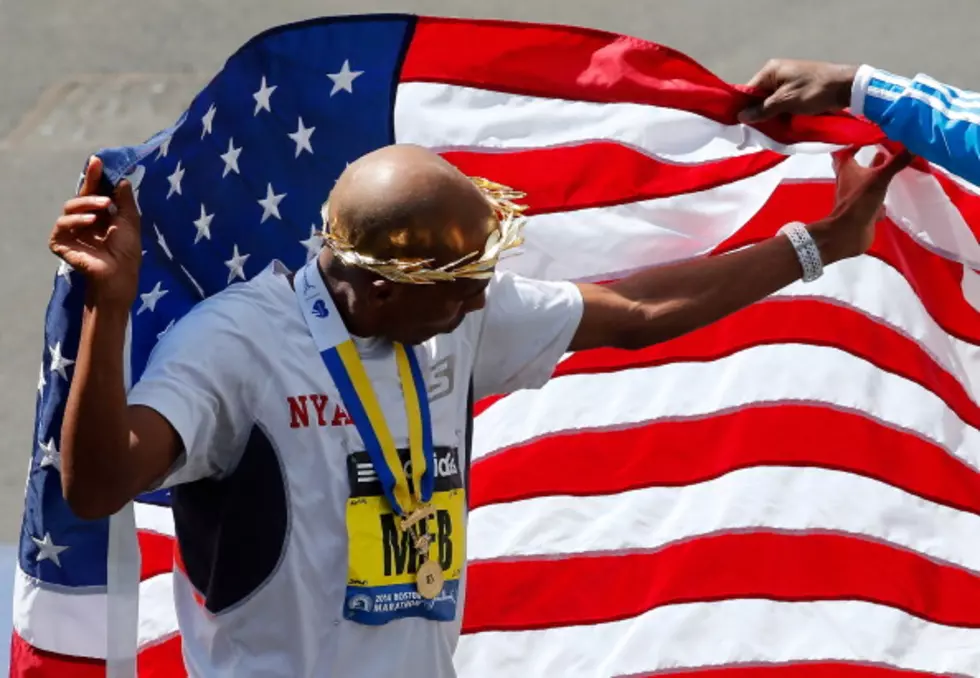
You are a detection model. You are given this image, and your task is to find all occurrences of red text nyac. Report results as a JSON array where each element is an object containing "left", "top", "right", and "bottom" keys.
[{"left": 287, "top": 394, "right": 353, "bottom": 429}]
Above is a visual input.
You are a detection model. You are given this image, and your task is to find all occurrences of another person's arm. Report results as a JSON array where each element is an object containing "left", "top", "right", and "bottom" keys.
[
  {"left": 739, "top": 59, "right": 980, "bottom": 186},
  {"left": 851, "top": 65, "right": 980, "bottom": 185}
]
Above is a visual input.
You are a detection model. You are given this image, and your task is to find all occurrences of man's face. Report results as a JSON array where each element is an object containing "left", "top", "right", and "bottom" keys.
[{"left": 372, "top": 277, "right": 490, "bottom": 345}]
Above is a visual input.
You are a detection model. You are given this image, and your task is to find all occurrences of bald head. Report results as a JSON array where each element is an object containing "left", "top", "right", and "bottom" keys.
[{"left": 325, "top": 144, "right": 497, "bottom": 268}]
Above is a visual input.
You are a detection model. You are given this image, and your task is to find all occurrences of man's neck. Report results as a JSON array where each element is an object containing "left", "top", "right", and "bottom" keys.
[{"left": 316, "top": 249, "right": 375, "bottom": 338}]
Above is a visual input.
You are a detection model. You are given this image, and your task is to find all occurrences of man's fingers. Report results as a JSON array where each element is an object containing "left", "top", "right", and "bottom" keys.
[
  {"left": 831, "top": 148, "right": 862, "bottom": 201},
  {"left": 852, "top": 149, "right": 912, "bottom": 202},
  {"left": 738, "top": 93, "right": 792, "bottom": 123},
  {"left": 54, "top": 213, "right": 101, "bottom": 232},
  {"left": 737, "top": 105, "right": 766, "bottom": 124},
  {"left": 831, "top": 147, "right": 859, "bottom": 173},
  {"left": 840, "top": 150, "right": 912, "bottom": 219},
  {"left": 78, "top": 156, "right": 104, "bottom": 197},
  {"left": 744, "top": 61, "right": 778, "bottom": 91},
  {"left": 869, "top": 150, "right": 889, "bottom": 169},
  {"left": 739, "top": 64, "right": 783, "bottom": 123},
  {"left": 62, "top": 195, "right": 113, "bottom": 216},
  {"left": 113, "top": 180, "right": 139, "bottom": 222},
  {"left": 737, "top": 107, "right": 760, "bottom": 123},
  {"left": 871, "top": 149, "right": 914, "bottom": 186}
]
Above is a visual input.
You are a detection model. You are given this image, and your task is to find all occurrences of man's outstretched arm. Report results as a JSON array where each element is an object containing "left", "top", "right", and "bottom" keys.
[{"left": 569, "top": 149, "right": 909, "bottom": 353}]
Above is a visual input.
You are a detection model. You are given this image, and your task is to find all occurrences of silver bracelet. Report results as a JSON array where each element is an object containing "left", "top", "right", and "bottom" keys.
[{"left": 778, "top": 221, "right": 824, "bottom": 283}]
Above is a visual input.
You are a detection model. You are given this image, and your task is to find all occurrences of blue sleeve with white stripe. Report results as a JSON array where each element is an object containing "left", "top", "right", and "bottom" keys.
[{"left": 854, "top": 66, "right": 980, "bottom": 185}]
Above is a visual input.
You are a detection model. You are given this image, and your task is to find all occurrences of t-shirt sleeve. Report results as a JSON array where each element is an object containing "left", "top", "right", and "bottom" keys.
[
  {"left": 472, "top": 270, "right": 584, "bottom": 400},
  {"left": 127, "top": 298, "right": 260, "bottom": 489}
]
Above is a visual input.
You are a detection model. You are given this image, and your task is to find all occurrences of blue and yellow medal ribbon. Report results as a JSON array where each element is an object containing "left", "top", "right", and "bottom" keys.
[
  {"left": 398, "top": 343, "right": 435, "bottom": 502},
  {"left": 321, "top": 339, "right": 434, "bottom": 516}
]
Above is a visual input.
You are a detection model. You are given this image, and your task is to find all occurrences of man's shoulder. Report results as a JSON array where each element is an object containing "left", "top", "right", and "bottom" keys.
[
  {"left": 484, "top": 268, "right": 582, "bottom": 316},
  {"left": 164, "top": 262, "right": 294, "bottom": 342}
]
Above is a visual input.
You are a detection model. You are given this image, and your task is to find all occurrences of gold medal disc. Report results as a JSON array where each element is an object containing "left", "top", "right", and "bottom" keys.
[{"left": 416, "top": 559, "right": 445, "bottom": 600}]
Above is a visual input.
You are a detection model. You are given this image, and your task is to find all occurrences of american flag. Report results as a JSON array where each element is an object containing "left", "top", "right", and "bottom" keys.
[{"left": 11, "top": 13, "right": 980, "bottom": 677}]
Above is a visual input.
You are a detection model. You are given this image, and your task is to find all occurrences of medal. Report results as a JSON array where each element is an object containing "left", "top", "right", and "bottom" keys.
[
  {"left": 413, "top": 525, "right": 444, "bottom": 599},
  {"left": 416, "top": 558, "right": 445, "bottom": 600}
]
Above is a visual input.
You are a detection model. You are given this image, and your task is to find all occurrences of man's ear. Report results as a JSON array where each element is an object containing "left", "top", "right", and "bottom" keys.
[{"left": 368, "top": 278, "right": 396, "bottom": 304}]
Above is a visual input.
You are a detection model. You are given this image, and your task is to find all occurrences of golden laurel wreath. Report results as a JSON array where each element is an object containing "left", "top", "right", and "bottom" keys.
[{"left": 319, "top": 177, "right": 527, "bottom": 284}]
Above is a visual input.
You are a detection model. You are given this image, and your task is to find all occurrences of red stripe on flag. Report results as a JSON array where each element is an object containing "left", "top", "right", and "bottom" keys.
[
  {"left": 9, "top": 633, "right": 103, "bottom": 678},
  {"left": 713, "top": 182, "right": 980, "bottom": 345},
  {"left": 470, "top": 404, "right": 980, "bottom": 515},
  {"left": 552, "top": 298, "right": 980, "bottom": 431},
  {"left": 8, "top": 633, "right": 185, "bottom": 678},
  {"left": 440, "top": 146, "right": 786, "bottom": 214},
  {"left": 858, "top": 220, "right": 978, "bottom": 345},
  {"left": 633, "top": 661, "right": 958, "bottom": 677},
  {"left": 403, "top": 17, "right": 882, "bottom": 147},
  {"left": 137, "top": 634, "right": 186, "bottom": 678},
  {"left": 138, "top": 530, "right": 175, "bottom": 581},
  {"left": 929, "top": 167, "right": 980, "bottom": 245},
  {"left": 461, "top": 532, "right": 980, "bottom": 633}
]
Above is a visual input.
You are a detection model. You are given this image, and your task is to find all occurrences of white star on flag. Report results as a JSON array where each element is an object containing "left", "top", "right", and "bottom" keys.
[
  {"left": 180, "top": 265, "right": 205, "bottom": 298},
  {"left": 38, "top": 438, "right": 60, "bottom": 470},
  {"left": 258, "top": 183, "right": 286, "bottom": 223},
  {"left": 221, "top": 138, "right": 243, "bottom": 177},
  {"left": 123, "top": 165, "right": 145, "bottom": 214},
  {"left": 31, "top": 533, "right": 69, "bottom": 568},
  {"left": 153, "top": 224, "right": 173, "bottom": 260},
  {"left": 156, "top": 134, "right": 173, "bottom": 160},
  {"left": 201, "top": 104, "right": 217, "bottom": 138},
  {"left": 56, "top": 260, "right": 73, "bottom": 287},
  {"left": 253, "top": 76, "right": 277, "bottom": 115},
  {"left": 225, "top": 245, "right": 250, "bottom": 284},
  {"left": 48, "top": 342, "right": 74, "bottom": 382},
  {"left": 37, "top": 364, "right": 45, "bottom": 395},
  {"left": 301, "top": 225, "right": 323, "bottom": 261},
  {"left": 138, "top": 282, "right": 169, "bottom": 315},
  {"left": 193, "top": 204, "right": 215, "bottom": 244},
  {"left": 167, "top": 161, "right": 185, "bottom": 199},
  {"left": 288, "top": 117, "right": 315, "bottom": 157},
  {"left": 327, "top": 59, "right": 363, "bottom": 95}
]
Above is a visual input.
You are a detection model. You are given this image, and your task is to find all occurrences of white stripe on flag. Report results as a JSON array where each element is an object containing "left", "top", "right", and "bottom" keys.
[
  {"left": 468, "top": 465, "right": 980, "bottom": 570},
  {"left": 12, "top": 567, "right": 178, "bottom": 659},
  {"left": 134, "top": 502, "right": 176, "bottom": 538},
  {"left": 454, "top": 599, "right": 980, "bottom": 677},
  {"left": 474, "top": 343, "right": 980, "bottom": 471},
  {"left": 395, "top": 82, "right": 845, "bottom": 161}
]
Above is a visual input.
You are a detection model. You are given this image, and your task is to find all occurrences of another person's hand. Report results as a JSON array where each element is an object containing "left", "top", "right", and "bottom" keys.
[
  {"left": 739, "top": 59, "right": 859, "bottom": 123},
  {"left": 48, "top": 156, "right": 142, "bottom": 307},
  {"left": 809, "top": 147, "right": 913, "bottom": 263}
]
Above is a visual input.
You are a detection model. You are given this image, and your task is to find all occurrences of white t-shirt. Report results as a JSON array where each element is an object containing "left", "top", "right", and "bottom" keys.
[{"left": 127, "top": 260, "right": 583, "bottom": 678}]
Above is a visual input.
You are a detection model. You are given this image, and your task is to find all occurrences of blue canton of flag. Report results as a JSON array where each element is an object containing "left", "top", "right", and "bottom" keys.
[{"left": 20, "top": 11, "right": 414, "bottom": 608}]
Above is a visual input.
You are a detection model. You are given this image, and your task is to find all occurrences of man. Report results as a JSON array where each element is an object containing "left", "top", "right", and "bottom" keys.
[
  {"left": 50, "top": 142, "right": 907, "bottom": 677},
  {"left": 740, "top": 59, "right": 980, "bottom": 185}
]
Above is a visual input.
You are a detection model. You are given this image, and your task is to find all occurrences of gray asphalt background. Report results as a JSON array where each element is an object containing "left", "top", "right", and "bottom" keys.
[{"left": 0, "top": 2, "right": 978, "bottom": 663}]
